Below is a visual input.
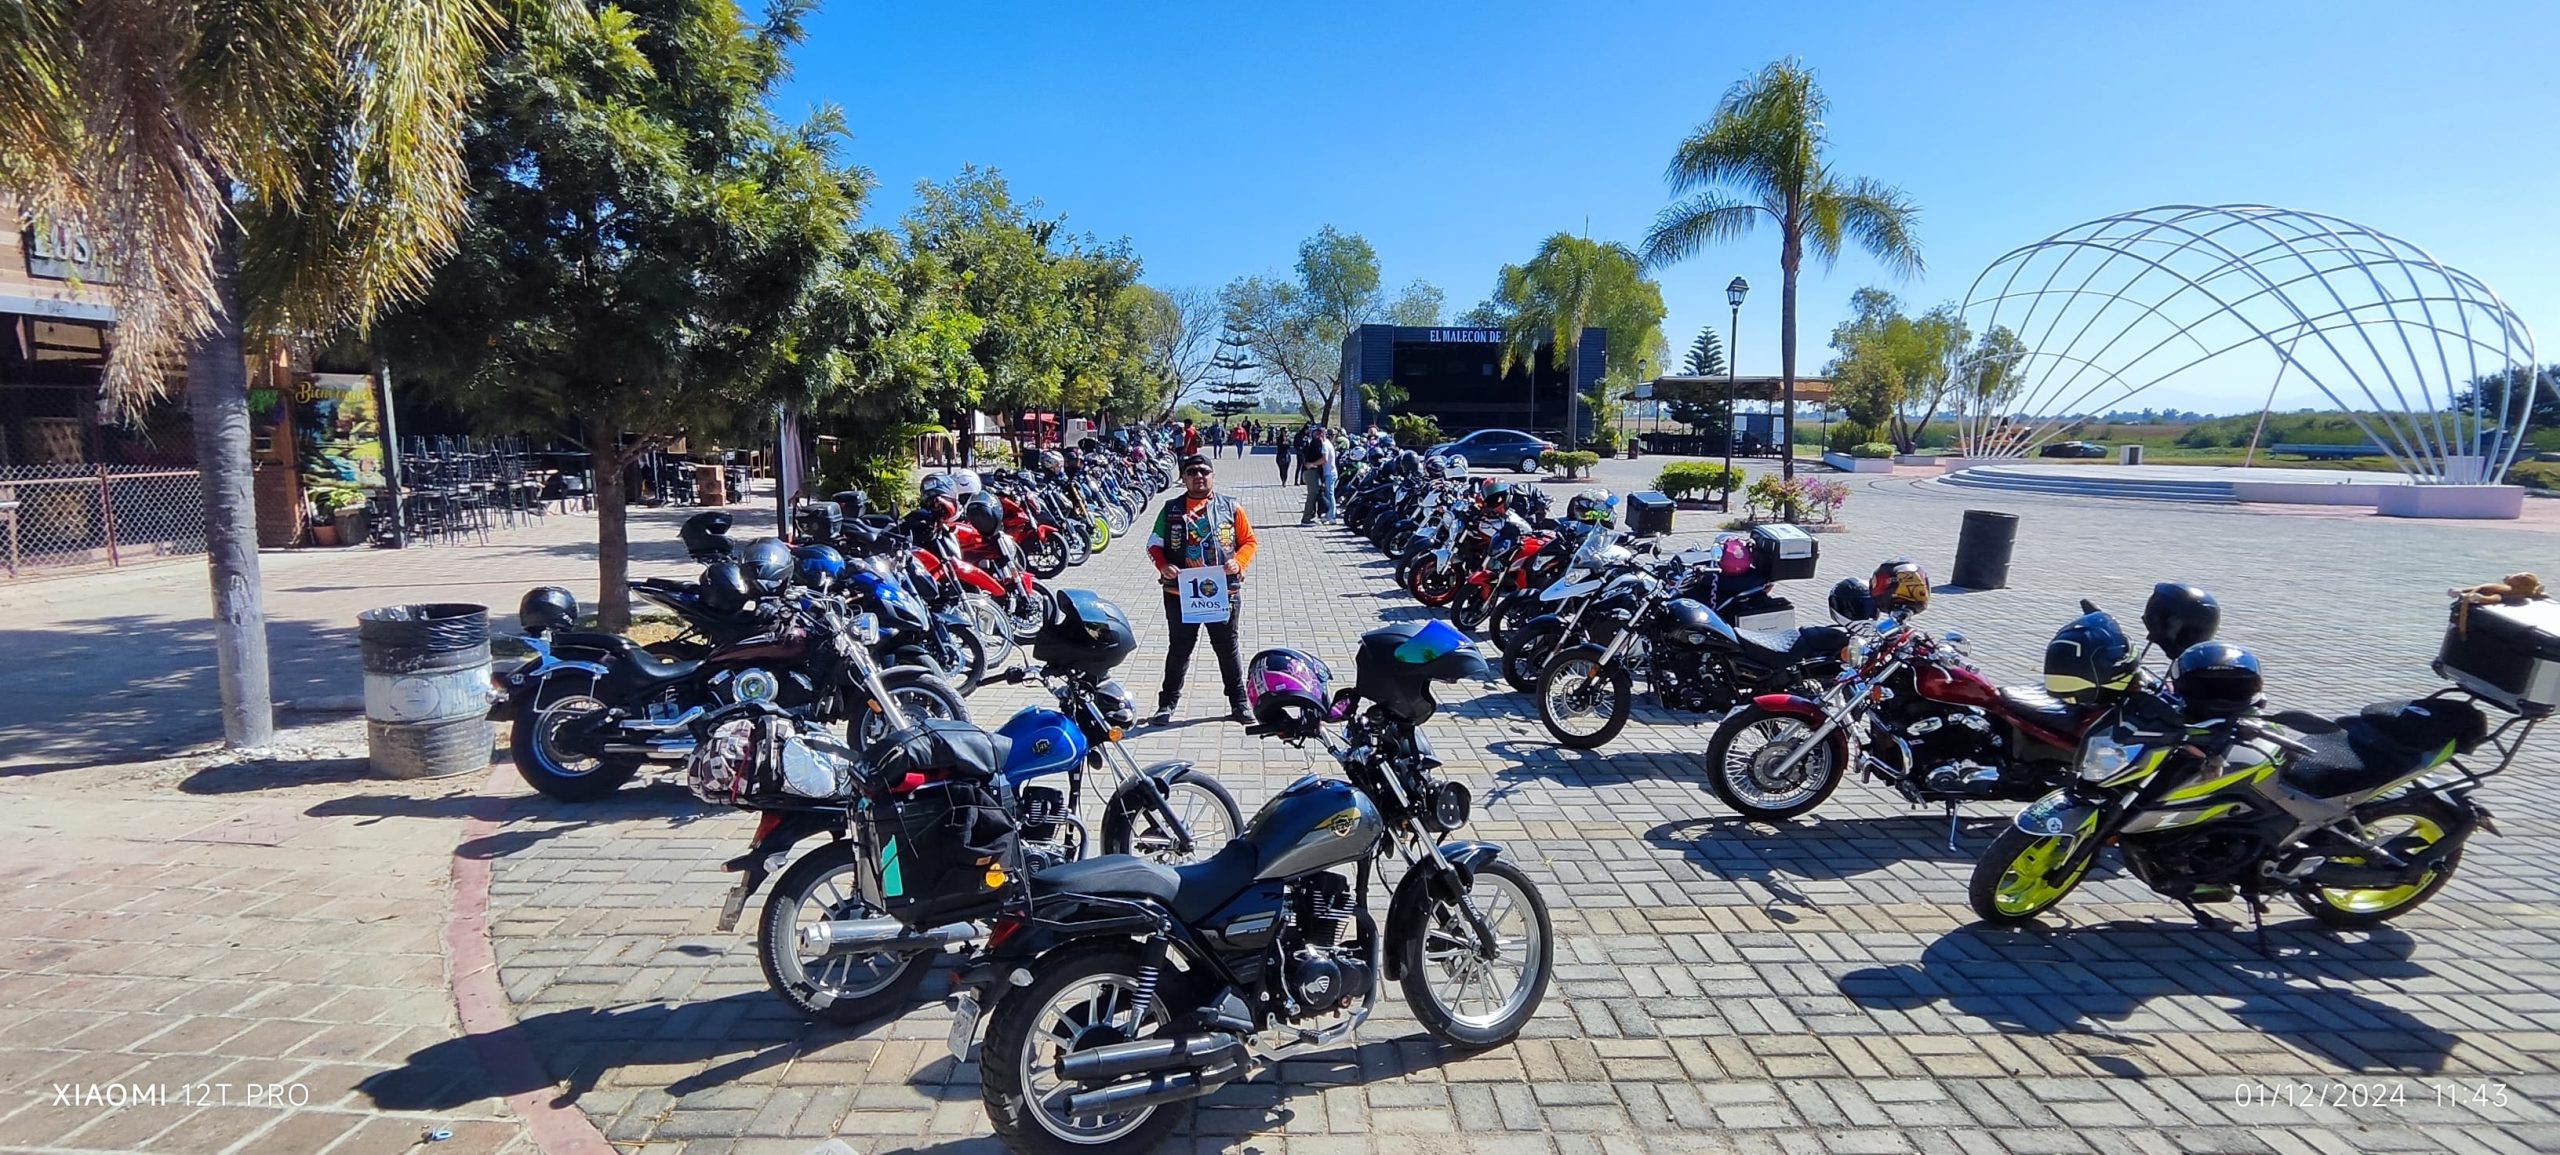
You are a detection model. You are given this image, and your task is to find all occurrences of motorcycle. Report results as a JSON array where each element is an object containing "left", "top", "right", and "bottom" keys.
[
  {"left": 1532, "top": 557, "right": 1840, "bottom": 749},
  {"left": 952, "top": 621, "right": 1554, "bottom": 1155}
]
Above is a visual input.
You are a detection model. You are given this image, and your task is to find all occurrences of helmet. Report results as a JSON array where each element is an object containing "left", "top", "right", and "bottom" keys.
[
  {"left": 1246, "top": 647, "right": 1334, "bottom": 738},
  {"left": 518, "top": 586, "right": 579, "bottom": 635},
  {"left": 918, "top": 472, "right": 957, "bottom": 503},
  {"left": 1060, "top": 447, "right": 1084, "bottom": 476},
  {"left": 2172, "top": 641, "right": 2263, "bottom": 720},
  {"left": 742, "top": 538, "right": 795, "bottom": 594},
  {"left": 2142, "top": 582, "right": 2221, "bottom": 659},
  {"left": 1353, "top": 620, "right": 1489, "bottom": 724},
  {"left": 948, "top": 468, "right": 983, "bottom": 498},
  {"left": 963, "top": 492, "right": 1005, "bottom": 539},
  {"left": 2044, "top": 611, "right": 2136, "bottom": 704},
  {"left": 1398, "top": 449, "right": 1420, "bottom": 475},
  {"left": 1444, "top": 454, "right": 1469, "bottom": 479},
  {"left": 793, "top": 544, "right": 846, "bottom": 590},
  {"left": 700, "top": 560, "right": 754, "bottom": 615},
  {"left": 1870, "top": 558, "right": 1931, "bottom": 615},
  {"left": 1090, "top": 679, "right": 1140, "bottom": 728},
  {"left": 1422, "top": 454, "right": 1449, "bottom": 479},
  {"left": 1566, "top": 490, "right": 1615, "bottom": 526},
  {"left": 1481, "top": 480, "right": 1512, "bottom": 510},
  {"left": 1078, "top": 436, "right": 1100, "bottom": 453},
  {"left": 1033, "top": 589, "right": 1138, "bottom": 677},
  {"left": 1037, "top": 449, "right": 1064, "bottom": 474},
  {"left": 831, "top": 490, "right": 871, "bottom": 520},
  {"left": 681, "top": 511, "right": 735, "bottom": 560},
  {"left": 1827, "top": 578, "right": 1877, "bottom": 623}
]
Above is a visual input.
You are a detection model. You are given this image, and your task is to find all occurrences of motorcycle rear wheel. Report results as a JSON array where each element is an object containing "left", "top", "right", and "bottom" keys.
[
  {"left": 2294, "top": 795, "right": 2464, "bottom": 927},
  {"left": 1702, "top": 706, "right": 1849, "bottom": 821},
  {"left": 758, "top": 840, "right": 933, "bottom": 1025},
  {"left": 510, "top": 695, "right": 641, "bottom": 801},
  {"left": 982, "top": 944, "right": 1191, "bottom": 1155},
  {"left": 1968, "top": 824, "right": 2094, "bottom": 926}
]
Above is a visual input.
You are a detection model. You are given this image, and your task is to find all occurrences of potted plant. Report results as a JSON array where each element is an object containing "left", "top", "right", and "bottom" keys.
[
  {"left": 310, "top": 488, "right": 357, "bottom": 546},
  {"left": 331, "top": 489, "right": 370, "bottom": 546}
]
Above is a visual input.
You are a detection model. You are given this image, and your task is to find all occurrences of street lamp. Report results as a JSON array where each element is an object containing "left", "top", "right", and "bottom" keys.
[{"left": 1724, "top": 277, "right": 1747, "bottom": 509}]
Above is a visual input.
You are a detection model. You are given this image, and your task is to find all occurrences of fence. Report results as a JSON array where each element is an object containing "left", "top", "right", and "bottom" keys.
[{"left": 0, "top": 464, "right": 206, "bottom": 579}]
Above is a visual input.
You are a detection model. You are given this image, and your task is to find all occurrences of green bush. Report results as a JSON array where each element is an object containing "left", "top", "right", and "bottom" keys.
[
  {"left": 1588, "top": 428, "right": 1622, "bottom": 456},
  {"left": 1389, "top": 413, "right": 1442, "bottom": 448},
  {"left": 1851, "top": 442, "right": 1895, "bottom": 459},
  {"left": 2509, "top": 461, "right": 2560, "bottom": 491},
  {"left": 1540, "top": 449, "right": 1602, "bottom": 478},
  {"left": 1652, "top": 461, "right": 1741, "bottom": 500},
  {"left": 1826, "top": 419, "right": 1873, "bottom": 449}
]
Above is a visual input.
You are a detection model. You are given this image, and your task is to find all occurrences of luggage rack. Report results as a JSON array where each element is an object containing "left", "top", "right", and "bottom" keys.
[{"left": 2421, "top": 686, "right": 2544, "bottom": 791}]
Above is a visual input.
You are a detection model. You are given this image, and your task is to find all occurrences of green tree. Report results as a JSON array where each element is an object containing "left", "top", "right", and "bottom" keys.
[
  {"left": 1384, "top": 280, "right": 1445, "bottom": 327},
  {"left": 3, "top": 0, "right": 516, "bottom": 746},
  {"left": 1682, "top": 324, "right": 1728, "bottom": 377},
  {"left": 1640, "top": 58, "right": 1923, "bottom": 480},
  {"left": 1493, "top": 234, "right": 1666, "bottom": 447},
  {"left": 382, "top": 0, "right": 859, "bottom": 630}
]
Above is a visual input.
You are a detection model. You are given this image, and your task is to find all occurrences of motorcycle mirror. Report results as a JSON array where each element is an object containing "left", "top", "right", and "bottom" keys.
[
  {"left": 1942, "top": 630, "right": 1967, "bottom": 645},
  {"left": 2080, "top": 599, "right": 2100, "bottom": 615}
]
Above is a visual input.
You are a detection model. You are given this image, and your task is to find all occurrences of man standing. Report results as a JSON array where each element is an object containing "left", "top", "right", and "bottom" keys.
[
  {"left": 1147, "top": 454, "right": 1258, "bottom": 725},
  {"left": 1298, "top": 426, "right": 1335, "bottom": 524},
  {"left": 1275, "top": 431, "right": 1295, "bottom": 485}
]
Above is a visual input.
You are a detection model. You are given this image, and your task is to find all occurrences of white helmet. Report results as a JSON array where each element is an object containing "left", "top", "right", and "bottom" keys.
[
  {"left": 1445, "top": 454, "right": 1469, "bottom": 479},
  {"left": 948, "top": 468, "right": 983, "bottom": 498}
]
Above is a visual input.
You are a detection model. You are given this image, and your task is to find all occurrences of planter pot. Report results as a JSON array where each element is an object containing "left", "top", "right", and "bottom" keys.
[
  {"left": 310, "top": 522, "right": 341, "bottom": 547},
  {"left": 2375, "top": 484, "right": 2526, "bottom": 520},
  {"left": 1821, "top": 451, "right": 1894, "bottom": 474},
  {"left": 334, "top": 509, "right": 368, "bottom": 546},
  {"left": 1895, "top": 454, "right": 1944, "bottom": 466}
]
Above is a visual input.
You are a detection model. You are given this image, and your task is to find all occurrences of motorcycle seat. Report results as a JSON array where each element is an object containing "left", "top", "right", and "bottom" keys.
[
  {"left": 1997, "top": 686, "right": 2090, "bottom": 735},
  {"left": 1031, "top": 853, "right": 1180, "bottom": 905},
  {"left": 1170, "top": 839, "right": 1262, "bottom": 923},
  {"left": 552, "top": 631, "right": 641, "bottom": 655},
  {"left": 623, "top": 647, "right": 702, "bottom": 684},
  {"left": 1734, "top": 624, "right": 1849, "bottom": 665},
  {"left": 2280, "top": 701, "right": 2480, "bottom": 798}
]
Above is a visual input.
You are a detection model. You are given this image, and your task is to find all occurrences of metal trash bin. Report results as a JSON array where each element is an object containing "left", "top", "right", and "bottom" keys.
[
  {"left": 1951, "top": 510, "right": 2018, "bottom": 590},
  {"left": 358, "top": 603, "right": 495, "bottom": 779}
]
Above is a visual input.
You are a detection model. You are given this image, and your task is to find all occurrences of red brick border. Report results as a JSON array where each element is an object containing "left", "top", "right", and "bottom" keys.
[{"left": 445, "top": 763, "right": 617, "bottom": 1155}]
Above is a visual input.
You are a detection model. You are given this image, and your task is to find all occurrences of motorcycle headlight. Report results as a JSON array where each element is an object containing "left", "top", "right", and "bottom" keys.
[
  {"left": 849, "top": 612, "right": 883, "bottom": 646},
  {"left": 2078, "top": 734, "right": 2138, "bottom": 782}
]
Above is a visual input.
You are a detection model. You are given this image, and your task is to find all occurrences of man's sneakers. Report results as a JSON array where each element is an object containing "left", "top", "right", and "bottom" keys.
[
  {"left": 1229, "top": 701, "right": 1253, "bottom": 724},
  {"left": 1147, "top": 707, "right": 1175, "bottom": 727}
]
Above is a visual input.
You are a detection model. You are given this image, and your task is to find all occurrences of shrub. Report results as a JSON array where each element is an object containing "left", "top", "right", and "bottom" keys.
[
  {"left": 1588, "top": 428, "right": 1622, "bottom": 456},
  {"left": 2509, "top": 461, "right": 2560, "bottom": 491},
  {"left": 1540, "top": 449, "right": 1602, "bottom": 478},
  {"left": 1851, "top": 442, "right": 1895, "bottom": 459},
  {"left": 1389, "top": 413, "right": 1442, "bottom": 448},
  {"left": 1826, "top": 420, "right": 1873, "bottom": 450},
  {"left": 1652, "top": 461, "right": 1741, "bottom": 501},
  {"left": 1807, "top": 478, "right": 1850, "bottom": 522}
]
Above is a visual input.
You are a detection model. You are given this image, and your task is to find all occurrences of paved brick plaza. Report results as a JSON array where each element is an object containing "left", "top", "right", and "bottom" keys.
[{"left": 464, "top": 459, "right": 2560, "bottom": 1155}]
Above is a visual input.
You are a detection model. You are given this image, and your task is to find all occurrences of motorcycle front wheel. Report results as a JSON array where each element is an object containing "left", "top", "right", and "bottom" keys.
[
  {"left": 1024, "top": 534, "right": 1069, "bottom": 579},
  {"left": 941, "top": 627, "right": 988, "bottom": 696},
  {"left": 2293, "top": 794, "right": 2465, "bottom": 927},
  {"left": 1099, "top": 774, "right": 1242, "bottom": 865},
  {"left": 1060, "top": 524, "right": 1091, "bottom": 568},
  {"left": 1702, "top": 706, "right": 1849, "bottom": 821},
  {"left": 1007, "top": 585, "right": 1054, "bottom": 643},
  {"left": 758, "top": 840, "right": 933, "bottom": 1025},
  {"left": 1447, "top": 586, "right": 1491, "bottom": 632},
  {"left": 1502, "top": 620, "right": 1566, "bottom": 693},
  {"left": 1399, "top": 858, "right": 1553, "bottom": 1048},
  {"left": 1968, "top": 824, "right": 2095, "bottom": 926},
  {"left": 1535, "top": 647, "right": 1630, "bottom": 749},
  {"left": 964, "top": 594, "right": 1017, "bottom": 667},
  {"left": 852, "top": 667, "right": 973, "bottom": 748},
  {"left": 982, "top": 944, "right": 1190, "bottom": 1155},
  {"left": 1408, "top": 557, "right": 1461, "bottom": 607}
]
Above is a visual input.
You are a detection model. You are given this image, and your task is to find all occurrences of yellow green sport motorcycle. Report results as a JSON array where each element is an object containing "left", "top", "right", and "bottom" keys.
[{"left": 1972, "top": 689, "right": 2533, "bottom": 931}]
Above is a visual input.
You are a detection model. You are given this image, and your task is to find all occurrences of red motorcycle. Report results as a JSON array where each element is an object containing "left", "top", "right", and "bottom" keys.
[
  {"left": 913, "top": 508, "right": 1051, "bottom": 645},
  {"left": 1701, "top": 607, "right": 2092, "bottom": 836},
  {"left": 1447, "top": 520, "right": 1565, "bottom": 634}
]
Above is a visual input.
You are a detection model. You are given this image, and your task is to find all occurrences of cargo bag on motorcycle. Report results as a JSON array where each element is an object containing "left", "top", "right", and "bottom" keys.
[
  {"left": 687, "top": 715, "right": 862, "bottom": 805},
  {"left": 858, "top": 719, "right": 1022, "bottom": 926}
]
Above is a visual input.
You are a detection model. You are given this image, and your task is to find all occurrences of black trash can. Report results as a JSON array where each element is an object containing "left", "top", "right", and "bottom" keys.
[
  {"left": 358, "top": 603, "right": 496, "bottom": 780},
  {"left": 1951, "top": 510, "right": 2019, "bottom": 591}
]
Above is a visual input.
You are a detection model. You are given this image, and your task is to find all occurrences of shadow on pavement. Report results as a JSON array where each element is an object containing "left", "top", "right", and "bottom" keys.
[
  {"left": 1839, "top": 921, "right": 2461, "bottom": 1073},
  {"left": 0, "top": 615, "right": 361, "bottom": 777}
]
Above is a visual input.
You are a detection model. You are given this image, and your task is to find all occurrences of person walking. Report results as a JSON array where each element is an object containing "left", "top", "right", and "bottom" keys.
[
  {"left": 1298, "top": 426, "right": 1335, "bottom": 524},
  {"left": 1147, "top": 454, "right": 1257, "bottom": 725},
  {"left": 1179, "top": 421, "right": 1200, "bottom": 457},
  {"left": 1275, "top": 431, "right": 1295, "bottom": 485}
]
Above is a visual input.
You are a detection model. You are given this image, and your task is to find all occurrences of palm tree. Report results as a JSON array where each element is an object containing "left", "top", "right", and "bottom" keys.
[
  {"left": 1497, "top": 234, "right": 1643, "bottom": 448},
  {"left": 2, "top": 1, "right": 511, "bottom": 747},
  {"left": 1640, "top": 58, "right": 1923, "bottom": 480}
]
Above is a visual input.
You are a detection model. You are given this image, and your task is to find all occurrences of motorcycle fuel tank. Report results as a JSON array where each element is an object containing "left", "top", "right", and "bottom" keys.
[
  {"left": 1246, "top": 775, "right": 1385, "bottom": 880},
  {"left": 995, "top": 706, "right": 1089, "bottom": 786}
]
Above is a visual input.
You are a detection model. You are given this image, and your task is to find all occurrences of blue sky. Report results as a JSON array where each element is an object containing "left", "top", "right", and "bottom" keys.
[{"left": 774, "top": 1, "right": 2558, "bottom": 413}]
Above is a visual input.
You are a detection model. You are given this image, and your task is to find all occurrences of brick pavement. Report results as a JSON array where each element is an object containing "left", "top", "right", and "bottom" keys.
[{"left": 466, "top": 462, "right": 2560, "bottom": 1154}]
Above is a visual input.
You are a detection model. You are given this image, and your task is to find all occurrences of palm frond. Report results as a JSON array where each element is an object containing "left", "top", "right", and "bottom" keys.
[
  {"left": 1638, "top": 191, "right": 1764, "bottom": 268},
  {"left": 1833, "top": 175, "right": 1925, "bottom": 278}
]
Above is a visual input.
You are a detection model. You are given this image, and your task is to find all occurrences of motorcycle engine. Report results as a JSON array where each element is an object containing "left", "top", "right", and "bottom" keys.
[
  {"left": 1280, "top": 872, "right": 1371, "bottom": 1014},
  {"left": 1014, "top": 786, "right": 1077, "bottom": 872},
  {"left": 2123, "top": 828, "right": 2267, "bottom": 895},
  {"left": 1901, "top": 711, "right": 2007, "bottom": 797},
  {"left": 1651, "top": 652, "right": 1735, "bottom": 713}
]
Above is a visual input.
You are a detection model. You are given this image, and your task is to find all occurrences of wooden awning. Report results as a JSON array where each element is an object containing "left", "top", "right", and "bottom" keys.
[{"left": 1637, "top": 375, "right": 1835, "bottom": 404}]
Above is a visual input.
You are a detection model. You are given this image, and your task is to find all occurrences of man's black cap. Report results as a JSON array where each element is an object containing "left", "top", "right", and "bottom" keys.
[{"left": 1181, "top": 454, "right": 1213, "bottom": 472}]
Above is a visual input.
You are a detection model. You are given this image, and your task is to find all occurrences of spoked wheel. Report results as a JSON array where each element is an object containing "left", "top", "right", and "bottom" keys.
[
  {"left": 1024, "top": 534, "right": 1069, "bottom": 578},
  {"left": 1969, "top": 824, "right": 2095, "bottom": 926},
  {"left": 852, "top": 668, "right": 972, "bottom": 748},
  {"left": 1101, "top": 775, "right": 1242, "bottom": 865},
  {"left": 2294, "top": 795, "right": 2465, "bottom": 927},
  {"left": 983, "top": 946, "right": 1189, "bottom": 1155},
  {"left": 940, "top": 627, "right": 988, "bottom": 696},
  {"left": 1534, "top": 647, "right": 1630, "bottom": 749},
  {"left": 965, "top": 594, "right": 1018, "bottom": 667},
  {"left": 1398, "top": 859, "right": 1552, "bottom": 1048},
  {"left": 1702, "top": 706, "right": 1849, "bottom": 821},
  {"left": 758, "top": 841, "right": 932, "bottom": 1024},
  {"left": 1061, "top": 526, "right": 1091, "bottom": 568}
]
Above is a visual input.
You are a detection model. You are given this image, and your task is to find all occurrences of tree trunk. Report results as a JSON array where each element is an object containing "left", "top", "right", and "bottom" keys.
[
  {"left": 592, "top": 442, "right": 631, "bottom": 631},
  {"left": 188, "top": 233, "right": 275, "bottom": 748},
  {"left": 1779, "top": 255, "right": 1800, "bottom": 486}
]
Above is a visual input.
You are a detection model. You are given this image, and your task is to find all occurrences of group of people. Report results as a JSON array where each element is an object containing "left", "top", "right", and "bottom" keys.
[{"left": 1173, "top": 417, "right": 1281, "bottom": 459}]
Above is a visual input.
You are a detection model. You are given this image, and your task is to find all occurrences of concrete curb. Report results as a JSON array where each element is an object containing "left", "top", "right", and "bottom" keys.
[{"left": 446, "top": 761, "right": 617, "bottom": 1155}]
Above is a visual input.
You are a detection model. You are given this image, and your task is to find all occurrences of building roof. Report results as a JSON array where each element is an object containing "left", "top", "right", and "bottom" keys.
[{"left": 1638, "top": 375, "right": 1835, "bottom": 404}]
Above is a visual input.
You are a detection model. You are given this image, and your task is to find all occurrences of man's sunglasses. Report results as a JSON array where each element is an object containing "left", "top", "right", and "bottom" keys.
[{"left": 1184, "top": 466, "right": 1213, "bottom": 476}]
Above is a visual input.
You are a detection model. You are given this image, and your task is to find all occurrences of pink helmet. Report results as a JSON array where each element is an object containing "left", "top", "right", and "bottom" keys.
[
  {"left": 1719, "top": 535, "right": 1754, "bottom": 576},
  {"left": 1246, "top": 647, "right": 1333, "bottom": 737}
]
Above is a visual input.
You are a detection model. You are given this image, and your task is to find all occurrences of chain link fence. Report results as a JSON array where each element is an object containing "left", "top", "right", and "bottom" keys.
[{"left": 0, "top": 464, "right": 206, "bottom": 578}]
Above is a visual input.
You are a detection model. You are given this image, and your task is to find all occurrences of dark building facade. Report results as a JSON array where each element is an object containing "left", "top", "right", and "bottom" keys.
[{"left": 1338, "top": 325, "right": 1605, "bottom": 440}]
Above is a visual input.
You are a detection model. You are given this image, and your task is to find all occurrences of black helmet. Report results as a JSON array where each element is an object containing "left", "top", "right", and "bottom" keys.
[
  {"left": 518, "top": 586, "right": 578, "bottom": 635},
  {"left": 2044, "top": 611, "right": 2136, "bottom": 704},
  {"left": 831, "top": 490, "right": 871, "bottom": 519},
  {"left": 2142, "top": 582, "right": 2221, "bottom": 659},
  {"left": 1033, "top": 589, "right": 1138, "bottom": 677},
  {"left": 1827, "top": 578, "right": 1877, "bottom": 623},
  {"left": 1353, "top": 620, "right": 1489, "bottom": 724},
  {"left": 963, "top": 492, "right": 1005, "bottom": 539},
  {"left": 681, "top": 511, "right": 735, "bottom": 560},
  {"left": 742, "top": 537, "right": 794, "bottom": 594},
  {"left": 700, "top": 560, "right": 754, "bottom": 615},
  {"left": 2172, "top": 641, "right": 2263, "bottom": 720},
  {"left": 1566, "top": 490, "right": 1614, "bottom": 526}
]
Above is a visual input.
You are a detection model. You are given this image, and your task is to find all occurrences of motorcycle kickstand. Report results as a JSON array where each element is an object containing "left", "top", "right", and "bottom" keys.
[
  {"left": 2177, "top": 898, "right": 2233, "bottom": 933},
  {"left": 2246, "top": 892, "right": 2272, "bottom": 959},
  {"left": 1942, "top": 803, "right": 1961, "bottom": 853}
]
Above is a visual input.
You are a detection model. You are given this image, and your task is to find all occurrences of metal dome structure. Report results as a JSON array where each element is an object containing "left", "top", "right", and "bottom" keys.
[{"left": 1951, "top": 205, "right": 2538, "bottom": 484}]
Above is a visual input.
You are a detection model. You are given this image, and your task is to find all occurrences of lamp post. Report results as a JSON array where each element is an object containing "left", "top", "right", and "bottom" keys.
[{"left": 1724, "top": 276, "right": 1747, "bottom": 508}]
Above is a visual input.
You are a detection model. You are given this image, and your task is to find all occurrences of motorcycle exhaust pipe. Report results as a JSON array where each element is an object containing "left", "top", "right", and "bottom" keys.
[
  {"left": 1057, "top": 1033, "right": 1244, "bottom": 1084},
  {"left": 624, "top": 706, "right": 707, "bottom": 734},
  {"left": 601, "top": 737, "right": 695, "bottom": 762},
  {"left": 1063, "top": 1054, "right": 1247, "bottom": 1117},
  {"left": 797, "top": 918, "right": 978, "bottom": 955}
]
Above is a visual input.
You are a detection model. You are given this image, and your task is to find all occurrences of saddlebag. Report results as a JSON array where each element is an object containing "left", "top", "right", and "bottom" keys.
[
  {"left": 2434, "top": 597, "right": 2560, "bottom": 714},
  {"left": 857, "top": 720, "right": 1020, "bottom": 925},
  {"left": 688, "top": 716, "right": 861, "bottom": 805}
]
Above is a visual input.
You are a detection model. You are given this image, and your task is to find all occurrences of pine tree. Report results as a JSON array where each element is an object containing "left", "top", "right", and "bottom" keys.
[
  {"left": 1683, "top": 324, "right": 1727, "bottom": 378},
  {"left": 1209, "top": 318, "right": 1259, "bottom": 418}
]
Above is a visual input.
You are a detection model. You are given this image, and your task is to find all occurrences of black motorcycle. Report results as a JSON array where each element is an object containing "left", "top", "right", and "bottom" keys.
[
  {"left": 952, "top": 621, "right": 1553, "bottom": 1155},
  {"left": 1534, "top": 566, "right": 1848, "bottom": 749}
]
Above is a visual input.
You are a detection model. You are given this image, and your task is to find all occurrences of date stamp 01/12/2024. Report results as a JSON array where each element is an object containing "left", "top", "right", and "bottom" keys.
[{"left": 2230, "top": 1079, "right": 2514, "bottom": 1111}]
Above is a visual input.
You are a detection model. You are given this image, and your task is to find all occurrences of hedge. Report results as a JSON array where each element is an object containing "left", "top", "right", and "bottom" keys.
[
  {"left": 1540, "top": 450, "right": 1602, "bottom": 478},
  {"left": 1850, "top": 442, "right": 1895, "bottom": 459},
  {"left": 1652, "top": 461, "right": 1742, "bottom": 500}
]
